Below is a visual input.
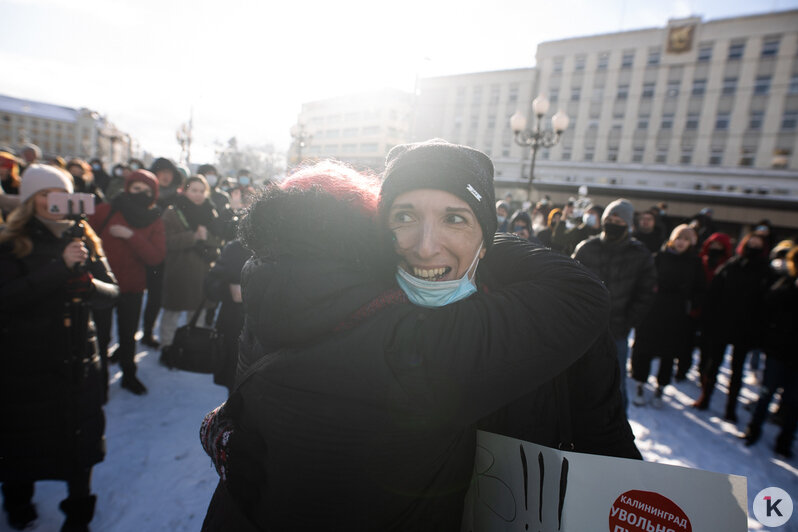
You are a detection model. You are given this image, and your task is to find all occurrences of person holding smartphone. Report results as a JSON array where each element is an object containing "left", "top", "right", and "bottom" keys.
[{"left": 0, "top": 165, "right": 118, "bottom": 531}]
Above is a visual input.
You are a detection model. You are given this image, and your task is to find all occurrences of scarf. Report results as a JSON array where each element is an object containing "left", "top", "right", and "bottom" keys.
[
  {"left": 173, "top": 194, "right": 217, "bottom": 231},
  {"left": 112, "top": 192, "right": 161, "bottom": 228}
]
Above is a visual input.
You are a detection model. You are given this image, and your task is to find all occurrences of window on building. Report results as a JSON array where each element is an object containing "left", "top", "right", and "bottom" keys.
[
  {"left": 592, "top": 86, "right": 604, "bottom": 101},
  {"left": 341, "top": 143, "right": 357, "bottom": 153},
  {"left": 360, "top": 143, "right": 378, "bottom": 152},
  {"left": 607, "top": 147, "right": 619, "bottom": 162},
  {"left": 472, "top": 86, "right": 483, "bottom": 105},
  {"left": 728, "top": 41, "right": 745, "bottom": 60},
  {"left": 632, "top": 146, "right": 644, "bottom": 162},
  {"left": 642, "top": 83, "right": 655, "bottom": 98},
  {"left": 502, "top": 149, "right": 510, "bottom": 157},
  {"left": 709, "top": 148, "right": 723, "bottom": 165},
  {"left": 685, "top": 112, "right": 699, "bottom": 129},
  {"left": 691, "top": 79, "right": 706, "bottom": 96},
  {"left": 739, "top": 147, "right": 755, "bottom": 167},
  {"left": 487, "top": 115, "right": 496, "bottom": 129},
  {"left": 361, "top": 126, "right": 380, "bottom": 135},
  {"left": 456, "top": 86, "right": 467, "bottom": 99},
  {"left": 680, "top": 149, "right": 693, "bottom": 164},
  {"left": 754, "top": 76, "right": 771, "bottom": 95},
  {"left": 661, "top": 113, "right": 674, "bottom": 129},
  {"left": 325, "top": 129, "right": 340, "bottom": 138},
  {"left": 647, "top": 48, "right": 661, "bottom": 66},
  {"left": 666, "top": 81, "right": 680, "bottom": 98},
  {"left": 553, "top": 57, "right": 564, "bottom": 73},
  {"left": 616, "top": 84, "right": 629, "bottom": 100},
  {"left": 697, "top": 43, "right": 712, "bottom": 62},
  {"left": 575, "top": 54, "right": 586, "bottom": 71},
  {"left": 637, "top": 117, "right": 649, "bottom": 130},
  {"left": 790, "top": 74, "right": 798, "bottom": 94},
  {"left": 508, "top": 83, "right": 519, "bottom": 103},
  {"left": 621, "top": 50, "right": 634, "bottom": 69},
  {"left": 597, "top": 52, "right": 609, "bottom": 71},
  {"left": 470, "top": 115, "right": 479, "bottom": 129},
  {"left": 490, "top": 85, "right": 500, "bottom": 104},
  {"left": 761, "top": 37, "right": 780, "bottom": 57},
  {"left": 782, "top": 110, "right": 798, "bottom": 130},
  {"left": 749, "top": 111, "right": 764, "bottom": 130},
  {"left": 715, "top": 112, "right": 731, "bottom": 130},
  {"left": 584, "top": 148, "right": 595, "bottom": 161},
  {"left": 561, "top": 148, "right": 572, "bottom": 161},
  {"left": 342, "top": 127, "right": 358, "bottom": 137},
  {"left": 655, "top": 149, "right": 667, "bottom": 163},
  {"left": 722, "top": 77, "right": 737, "bottom": 95},
  {"left": 549, "top": 88, "right": 559, "bottom": 103},
  {"left": 571, "top": 87, "right": 581, "bottom": 101}
]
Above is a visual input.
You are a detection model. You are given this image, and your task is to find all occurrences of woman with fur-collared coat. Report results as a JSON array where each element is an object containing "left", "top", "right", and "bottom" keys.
[{"left": 0, "top": 165, "right": 118, "bottom": 531}]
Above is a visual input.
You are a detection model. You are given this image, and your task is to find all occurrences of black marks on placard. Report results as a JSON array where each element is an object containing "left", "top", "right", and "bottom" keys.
[
  {"left": 557, "top": 457, "right": 569, "bottom": 531},
  {"left": 474, "top": 444, "right": 517, "bottom": 522},
  {"left": 520, "top": 445, "right": 529, "bottom": 530},
  {"left": 537, "top": 451, "right": 544, "bottom": 524}
]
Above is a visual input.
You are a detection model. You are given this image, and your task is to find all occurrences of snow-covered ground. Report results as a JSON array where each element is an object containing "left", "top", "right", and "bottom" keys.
[{"left": 1, "top": 343, "right": 796, "bottom": 531}]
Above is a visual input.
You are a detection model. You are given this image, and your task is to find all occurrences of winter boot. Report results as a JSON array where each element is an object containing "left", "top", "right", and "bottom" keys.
[
  {"left": 140, "top": 331, "right": 160, "bottom": 348},
  {"left": 774, "top": 438, "right": 794, "bottom": 459},
  {"left": 632, "top": 383, "right": 646, "bottom": 406},
  {"left": 121, "top": 374, "right": 148, "bottom": 395},
  {"left": 2, "top": 483, "right": 37, "bottom": 531},
  {"left": 59, "top": 495, "right": 96, "bottom": 532},
  {"left": 693, "top": 375, "right": 713, "bottom": 410},
  {"left": 651, "top": 386, "right": 664, "bottom": 409},
  {"left": 742, "top": 425, "right": 761, "bottom": 446}
]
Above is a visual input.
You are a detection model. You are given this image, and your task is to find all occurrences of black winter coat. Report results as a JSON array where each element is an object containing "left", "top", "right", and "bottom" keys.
[
  {"left": 204, "top": 240, "right": 250, "bottom": 390},
  {"left": 0, "top": 217, "right": 119, "bottom": 482},
  {"left": 479, "top": 328, "right": 641, "bottom": 459},
  {"left": 762, "top": 273, "right": 797, "bottom": 363},
  {"left": 573, "top": 235, "right": 657, "bottom": 340},
  {"left": 213, "top": 235, "right": 610, "bottom": 531},
  {"left": 634, "top": 248, "right": 705, "bottom": 355},
  {"left": 702, "top": 254, "right": 770, "bottom": 346}
]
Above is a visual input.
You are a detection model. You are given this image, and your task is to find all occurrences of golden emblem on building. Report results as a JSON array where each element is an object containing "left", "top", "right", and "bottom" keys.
[{"left": 667, "top": 25, "right": 695, "bottom": 54}]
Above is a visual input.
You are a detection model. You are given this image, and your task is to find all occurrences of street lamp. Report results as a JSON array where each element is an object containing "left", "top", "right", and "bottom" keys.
[
  {"left": 289, "top": 119, "right": 312, "bottom": 166},
  {"left": 510, "top": 95, "right": 569, "bottom": 199}
]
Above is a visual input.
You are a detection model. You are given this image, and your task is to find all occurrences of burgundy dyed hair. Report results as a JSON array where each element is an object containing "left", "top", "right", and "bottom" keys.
[{"left": 280, "top": 160, "right": 380, "bottom": 218}]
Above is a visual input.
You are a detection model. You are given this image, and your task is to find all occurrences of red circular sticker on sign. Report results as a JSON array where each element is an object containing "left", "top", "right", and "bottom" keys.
[{"left": 609, "top": 490, "right": 692, "bottom": 532}]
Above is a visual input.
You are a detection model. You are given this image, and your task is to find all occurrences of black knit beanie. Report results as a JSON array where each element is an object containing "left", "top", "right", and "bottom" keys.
[{"left": 378, "top": 139, "right": 497, "bottom": 247}]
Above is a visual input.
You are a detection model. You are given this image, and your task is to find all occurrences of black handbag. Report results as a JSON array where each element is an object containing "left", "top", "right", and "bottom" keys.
[{"left": 161, "top": 300, "right": 223, "bottom": 374}]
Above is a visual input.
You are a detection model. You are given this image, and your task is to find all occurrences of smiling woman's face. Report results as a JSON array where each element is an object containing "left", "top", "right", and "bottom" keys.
[{"left": 388, "top": 189, "right": 485, "bottom": 282}]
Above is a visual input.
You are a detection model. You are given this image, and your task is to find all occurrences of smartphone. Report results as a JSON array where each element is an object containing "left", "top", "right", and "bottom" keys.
[{"left": 47, "top": 192, "right": 96, "bottom": 216}]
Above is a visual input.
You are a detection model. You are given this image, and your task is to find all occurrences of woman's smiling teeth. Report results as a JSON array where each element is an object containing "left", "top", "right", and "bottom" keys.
[{"left": 412, "top": 266, "right": 451, "bottom": 281}]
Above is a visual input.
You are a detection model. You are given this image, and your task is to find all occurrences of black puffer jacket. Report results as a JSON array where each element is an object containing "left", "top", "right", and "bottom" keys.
[
  {"left": 0, "top": 217, "right": 118, "bottom": 481},
  {"left": 573, "top": 234, "right": 657, "bottom": 340},
  {"left": 634, "top": 247, "right": 706, "bottom": 354},
  {"left": 763, "top": 273, "right": 798, "bottom": 363},
  {"left": 205, "top": 188, "right": 611, "bottom": 531}
]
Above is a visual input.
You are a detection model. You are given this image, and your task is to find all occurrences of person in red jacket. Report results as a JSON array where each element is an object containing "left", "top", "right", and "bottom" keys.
[{"left": 90, "top": 170, "right": 166, "bottom": 395}]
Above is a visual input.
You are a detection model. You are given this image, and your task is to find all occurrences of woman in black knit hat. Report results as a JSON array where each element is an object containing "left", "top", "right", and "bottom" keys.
[{"left": 198, "top": 144, "right": 613, "bottom": 531}]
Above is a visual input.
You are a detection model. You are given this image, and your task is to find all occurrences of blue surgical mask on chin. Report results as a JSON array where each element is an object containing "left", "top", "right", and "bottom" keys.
[{"left": 395, "top": 245, "right": 483, "bottom": 308}]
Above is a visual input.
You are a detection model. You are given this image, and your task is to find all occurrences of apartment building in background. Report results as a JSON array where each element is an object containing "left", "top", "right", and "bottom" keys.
[
  {"left": 0, "top": 94, "right": 134, "bottom": 165},
  {"left": 292, "top": 89, "right": 414, "bottom": 170}
]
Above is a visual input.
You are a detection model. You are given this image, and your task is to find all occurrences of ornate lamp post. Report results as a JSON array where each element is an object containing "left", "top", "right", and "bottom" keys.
[
  {"left": 510, "top": 95, "right": 569, "bottom": 199},
  {"left": 289, "top": 120, "right": 312, "bottom": 166}
]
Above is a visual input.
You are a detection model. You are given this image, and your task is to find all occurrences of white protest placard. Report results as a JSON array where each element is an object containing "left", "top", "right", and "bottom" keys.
[{"left": 462, "top": 431, "right": 748, "bottom": 532}]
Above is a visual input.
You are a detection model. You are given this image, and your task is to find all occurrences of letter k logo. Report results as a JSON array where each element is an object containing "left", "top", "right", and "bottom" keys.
[
  {"left": 754, "top": 488, "right": 792, "bottom": 526},
  {"left": 765, "top": 496, "right": 783, "bottom": 517}
]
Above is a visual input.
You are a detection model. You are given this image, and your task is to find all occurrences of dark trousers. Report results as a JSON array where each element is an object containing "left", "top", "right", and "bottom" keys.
[
  {"left": 700, "top": 341, "right": 753, "bottom": 412},
  {"left": 749, "top": 357, "right": 798, "bottom": 450},
  {"left": 2, "top": 468, "right": 92, "bottom": 507},
  {"left": 95, "top": 292, "right": 144, "bottom": 378},
  {"left": 631, "top": 348, "right": 675, "bottom": 387},
  {"left": 142, "top": 263, "right": 164, "bottom": 337}
]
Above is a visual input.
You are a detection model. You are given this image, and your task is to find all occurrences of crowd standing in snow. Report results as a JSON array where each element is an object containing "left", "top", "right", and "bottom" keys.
[{"left": 0, "top": 141, "right": 796, "bottom": 530}]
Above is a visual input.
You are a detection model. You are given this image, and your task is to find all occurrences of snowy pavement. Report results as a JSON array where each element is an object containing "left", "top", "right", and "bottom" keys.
[{"left": 1, "top": 344, "right": 796, "bottom": 531}]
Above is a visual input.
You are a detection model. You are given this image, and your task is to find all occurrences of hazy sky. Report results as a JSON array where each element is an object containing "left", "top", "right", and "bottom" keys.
[{"left": 2, "top": 0, "right": 797, "bottom": 164}]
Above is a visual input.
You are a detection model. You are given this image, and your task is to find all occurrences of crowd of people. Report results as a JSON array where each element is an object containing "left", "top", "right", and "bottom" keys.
[
  {"left": 0, "top": 145, "right": 257, "bottom": 531},
  {"left": 0, "top": 139, "right": 795, "bottom": 531},
  {"left": 501, "top": 191, "right": 797, "bottom": 459}
]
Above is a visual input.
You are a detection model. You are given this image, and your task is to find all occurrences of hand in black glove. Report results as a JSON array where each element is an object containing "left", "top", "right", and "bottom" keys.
[{"left": 66, "top": 271, "right": 94, "bottom": 298}]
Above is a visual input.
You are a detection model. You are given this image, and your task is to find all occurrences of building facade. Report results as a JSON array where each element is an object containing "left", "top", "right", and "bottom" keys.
[
  {"left": 0, "top": 94, "right": 134, "bottom": 165},
  {"left": 292, "top": 89, "right": 414, "bottom": 171},
  {"left": 412, "top": 68, "right": 537, "bottom": 179}
]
